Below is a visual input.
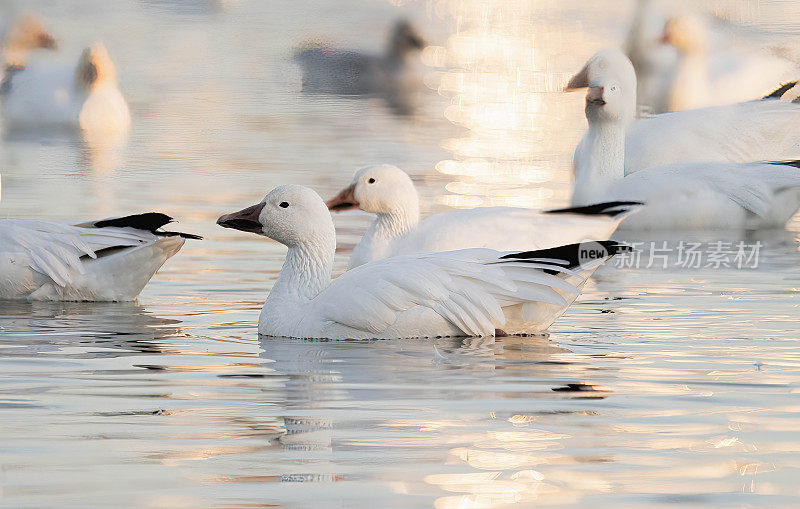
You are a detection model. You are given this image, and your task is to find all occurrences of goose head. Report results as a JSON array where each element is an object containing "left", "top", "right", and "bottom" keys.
[
  {"left": 218, "top": 185, "right": 335, "bottom": 248},
  {"left": 389, "top": 20, "right": 426, "bottom": 60},
  {"left": 662, "top": 14, "right": 708, "bottom": 54},
  {"left": 565, "top": 49, "right": 638, "bottom": 124},
  {"left": 326, "top": 164, "right": 419, "bottom": 216},
  {"left": 4, "top": 15, "right": 57, "bottom": 65},
  {"left": 76, "top": 42, "right": 118, "bottom": 91}
]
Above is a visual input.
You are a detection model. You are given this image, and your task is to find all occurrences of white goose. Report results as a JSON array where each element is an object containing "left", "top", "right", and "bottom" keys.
[
  {"left": 662, "top": 13, "right": 798, "bottom": 112},
  {"left": 568, "top": 49, "right": 800, "bottom": 230},
  {"left": 624, "top": 0, "right": 679, "bottom": 114},
  {"left": 0, "top": 179, "right": 200, "bottom": 301},
  {"left": 569, "top": 49, "right": 800, "bottom": 178},
  {"left": 325, "top": 164, "right": 641, "bottom": 269},
  {"left": 217, "top": 184, "right": 627, "bottom": 339},
  {"left": 295, "top": 20, "right": 425, "bottom": 95},
  {"left": 1, "top": 15, "right": 57, "bottom": 69},
  {"left": 1, "top": 42, "right": 130, "bottom": 133}
]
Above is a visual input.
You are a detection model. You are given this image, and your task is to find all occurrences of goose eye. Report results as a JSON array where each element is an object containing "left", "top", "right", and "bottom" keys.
[
  {"left": 368, "top": 178, "right": 376, "bottom": 184},
  {"left": 279, "top": 202, "right": 289, "bottom": 208}
]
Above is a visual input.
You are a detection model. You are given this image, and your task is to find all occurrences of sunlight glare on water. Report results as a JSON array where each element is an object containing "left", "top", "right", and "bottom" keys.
[{"left": 1, "top": 0, "right": 800, "bottom": 507}]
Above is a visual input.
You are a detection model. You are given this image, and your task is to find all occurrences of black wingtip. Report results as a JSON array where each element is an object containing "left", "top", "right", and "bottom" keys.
[
  {"left": 159, "top": 231, "right": 204, "bottom": 240},
  {"left": 544, "top": 201, "right": 645, "bottom": 218},
  {"left": 769, "top": 160, "right": 800, "bottom": 169},
  {"left": 94, "top": 212, "right": 174, "bottom": 231},
  {"left": 499, "top": 241, "right": 632, "bottom": 273},
  {"left": 763, "top": 81, "right": 798, "bottom": 100},
  {"left": 94, "top": 212, "right": 201, "bottom": 240}
]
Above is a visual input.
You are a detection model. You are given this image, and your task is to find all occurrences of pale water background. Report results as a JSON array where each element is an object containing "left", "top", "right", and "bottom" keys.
[{"left": 2, "top": 0, "right": 800, "bottom": 507}]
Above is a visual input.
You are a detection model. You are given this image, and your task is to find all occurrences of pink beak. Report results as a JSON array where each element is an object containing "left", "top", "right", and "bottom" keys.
[
  {"left": 325, "top": 184, "right": 359, "bottom": 212},
  {"left": 564, "top": 64, "right": 589, "bottom": 91}
]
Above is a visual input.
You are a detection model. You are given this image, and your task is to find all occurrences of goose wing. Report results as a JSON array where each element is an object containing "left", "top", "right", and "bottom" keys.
[
  {"left": 312, "top": 242, "right": 627, "bottom": 336},
  {"left": 626, "top": 100, "right": 800, "bottom": 172},
  {"left": 0, "top": 219, "right": 157, "bottom": 287},
  {"left": 0, "top": 213, "right": 197, "bottom": 288},
  {"left": 392, "top": 204, "right": 640, "bottom": 256}
]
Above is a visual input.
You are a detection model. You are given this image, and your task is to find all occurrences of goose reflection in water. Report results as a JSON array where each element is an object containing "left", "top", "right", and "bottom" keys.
[
  {"left": 249, "top": 334, "right": 614, "bottom": 497},
  {"left": 0, "top": 301, "right": 181, "bottom": 357}
]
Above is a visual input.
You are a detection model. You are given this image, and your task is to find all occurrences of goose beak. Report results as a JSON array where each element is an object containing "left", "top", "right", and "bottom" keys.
[
  {"left": 326, "top": 184, "right": 359, "bottom": 212},
  {"left": 565, "top": 64, "right": 589, "bottom": 91},
  {"left": 586, "top": 86, "right": 606, "bottom": 106},
  {"left": 38, "top": 32, "right": 57, "bottom": 49},
  {"left": 217, "top": 202, "right": 266, "bottom": 234}
]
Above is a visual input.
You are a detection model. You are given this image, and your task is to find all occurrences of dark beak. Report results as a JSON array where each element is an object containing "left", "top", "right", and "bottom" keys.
[
  {"left": 217, "top": 202, "right": 266, "bottom": 234},
  {"left": 325, "top": 184, "right": 359, "bottom": 212},
  {"left": 409, "top": 34, "right": 426, "bottom": 50},
  {"left": 38, "top": 32, "right": 57, "bottom": 49}
]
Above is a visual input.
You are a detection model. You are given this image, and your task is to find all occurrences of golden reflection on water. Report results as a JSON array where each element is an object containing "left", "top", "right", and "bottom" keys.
[
  {"left": 429, "top": 0, "right": 800, "bottom": 212},
  {"left": 430, "top": 0, "right": 565, "bottom": 210}
]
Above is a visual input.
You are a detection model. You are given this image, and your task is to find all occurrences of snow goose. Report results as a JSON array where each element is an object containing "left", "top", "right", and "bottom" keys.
[
  {"left": 567, "top": 50, "right": 800, "bottom": 229},
  {"left": 568, "top": 49, "right": 800, "bottom": 177},
  {"left": 662, "top": 13, "right": 798, "bottom": 112},
  {"left": 624, "top": 0, "right": 679, "bottom": 114},
  {"left": 1, "top": 15, "right": 57, "bottom": 67},
  {"left": 0, "top": 204, "right": 200, "bottom": 301},
  {"left": 325, "top": 164, "right": 641, "bottom": 269},
  {"left": 217, "top": 184, "right": 628, "bottom": 339},
  {"left": 295, "top": 19, "right": 425, "bottom": 95},
  {"left": 1, "top": 42, "right": 130, "bottom": 133}
]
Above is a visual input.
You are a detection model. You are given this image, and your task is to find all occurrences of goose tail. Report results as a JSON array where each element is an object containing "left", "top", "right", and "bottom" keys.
[{"left": 494, "top": 241, "right": 631, "bottom": 333}]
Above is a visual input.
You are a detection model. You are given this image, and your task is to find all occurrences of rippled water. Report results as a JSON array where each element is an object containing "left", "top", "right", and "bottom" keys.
[{"left": 2, "top": 0, "right": 800, "bottom": 507}]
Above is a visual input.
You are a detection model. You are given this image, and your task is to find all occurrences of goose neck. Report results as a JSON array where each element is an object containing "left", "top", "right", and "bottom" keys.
[
  {"left": 374, "top": 205, "right": 420, "bottom": 239},
  {"left": 573, "top": 121, "right": 627, "bottom": 205},
  {"left": 269, "top": 239, "right": 335, "bottom": 304}
]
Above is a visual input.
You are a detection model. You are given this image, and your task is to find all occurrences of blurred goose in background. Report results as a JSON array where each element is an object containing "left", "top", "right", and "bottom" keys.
[
  {"left": 295, "top": 19, "right": 426, "bottom": 96},
  {"left": 1, "top": 42, "right": 130, "bottom": 133},
  {"left": 568, "top": 49, "right": 800, "bottom": 177},
  {"left": 662, "top": 13, "right": 798, "bottom": 112},
  {"left": 1, "top": 15, "right": 57, "bottom": 70},
  {"left": 326, "top": 164, "right": 641, "bottom": 269},
  {"left": 624, "top": 0, "right": 678, "bottom": 113},
  {"left": 217, "top": 185, "right": 628, "bottom": 339},
  {"left": 568, "top": 49, "right": 800, "bottom": 230},
  {"left": 0, "top": 179, "right": 200, "bottom": 301}
]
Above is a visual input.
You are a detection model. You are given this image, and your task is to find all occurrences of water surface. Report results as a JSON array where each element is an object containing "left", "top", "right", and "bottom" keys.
[{"left": 2, "top": 1, "right": 800, "bottom": 507}]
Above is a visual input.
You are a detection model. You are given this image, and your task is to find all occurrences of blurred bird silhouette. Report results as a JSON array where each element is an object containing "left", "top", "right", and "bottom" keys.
[
  {"left": 626, "top": 1, "right": 799, "bottom": 113},
  {"left": 294, "top": 19, "right": 426, "bottom": 114}
]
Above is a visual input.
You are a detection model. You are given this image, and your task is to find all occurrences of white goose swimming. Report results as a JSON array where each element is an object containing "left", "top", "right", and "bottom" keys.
[
  {"left": 325, "top": 164, "right": 641, "bottom": 269},
  {"left": 568, "top": 50, "right": 800, "bottom": 230},
  {"left": 217, "top": 185, "right": 628, "bottom": 339},
  {"left": 569, "top": 49, "right": 800, "bottom": 178},
  {"left": 1, "top": 42, "right": 130, "bottom": 133},
  {"left": 295, "top": 20, "right": 425, "bottom": 95},
  {"left": 0, "top": 179, "right": 200, "bottom": 301},
  {"left": 662, "top": 13, "right": 798, "bottom": 112}
]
